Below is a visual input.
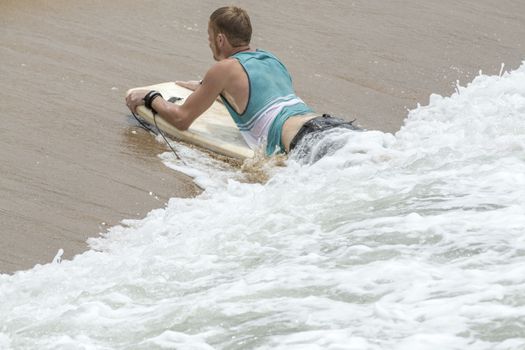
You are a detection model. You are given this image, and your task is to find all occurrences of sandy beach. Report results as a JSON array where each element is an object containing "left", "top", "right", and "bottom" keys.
[{"left": 1, "top": 0, "right": 524, "bottom": 274}]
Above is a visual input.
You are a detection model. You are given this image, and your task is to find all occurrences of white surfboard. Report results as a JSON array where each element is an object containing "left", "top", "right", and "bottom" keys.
[{"left": 129, "top": 82, "right": 254, "bottom": 160}]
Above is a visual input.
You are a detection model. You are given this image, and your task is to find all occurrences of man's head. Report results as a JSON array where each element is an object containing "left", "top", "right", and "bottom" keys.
[{"left": 208, "top": 6, "right": 252, "bottom": 61}]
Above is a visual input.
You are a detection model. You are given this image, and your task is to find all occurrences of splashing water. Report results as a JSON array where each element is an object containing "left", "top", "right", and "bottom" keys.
[{"left": 1, "top": 64, "right": 525, "bottom": 349}]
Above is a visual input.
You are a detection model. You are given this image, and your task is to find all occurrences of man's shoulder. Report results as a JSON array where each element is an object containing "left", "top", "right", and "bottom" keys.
[
  {"left": 203, "top": 58, "right": 244, "bottom": 87},
  {"left": 208, "top": 58, "right": 242, "bottom": 76}
]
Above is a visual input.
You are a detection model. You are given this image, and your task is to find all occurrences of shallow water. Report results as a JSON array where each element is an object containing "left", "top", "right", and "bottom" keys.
[{"left": 1, "top": 64, "right": 524, "bottom": 349}]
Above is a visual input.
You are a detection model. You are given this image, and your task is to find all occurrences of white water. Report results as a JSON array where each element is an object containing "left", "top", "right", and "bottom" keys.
[{"left": 1, "top": 64, "right": 525, "bottom": 349}]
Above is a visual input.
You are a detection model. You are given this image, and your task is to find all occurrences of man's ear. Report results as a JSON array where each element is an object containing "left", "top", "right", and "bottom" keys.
[{"left": 217, "top": 33, "right": 225, "bottom": 47}]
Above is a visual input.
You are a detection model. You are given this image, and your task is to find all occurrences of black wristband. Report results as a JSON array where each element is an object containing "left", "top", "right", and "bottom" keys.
[
  {"left": 143, "top": 90, "right": 156, "bottom": 108},
  {"left": 143, "top": 90, "right": 163, "bottom": 114}
]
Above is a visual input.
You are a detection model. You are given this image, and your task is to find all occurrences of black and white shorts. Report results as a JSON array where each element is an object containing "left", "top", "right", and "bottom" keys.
[{"left": 289, "top": 114, "right": 362, "bottom": 163}]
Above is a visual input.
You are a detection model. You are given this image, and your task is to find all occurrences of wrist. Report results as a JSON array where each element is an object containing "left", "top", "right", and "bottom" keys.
[
  {"left": 143, "top": 90, "right": 163, "bottom": 114},
  {"left": 150, "top": 94, "right": 163, "bottom": 114}
]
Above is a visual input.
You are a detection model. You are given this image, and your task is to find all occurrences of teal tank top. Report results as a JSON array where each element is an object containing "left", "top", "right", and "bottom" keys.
[{"left": 220, "top": 50, "right": 312, "bottom": 155}]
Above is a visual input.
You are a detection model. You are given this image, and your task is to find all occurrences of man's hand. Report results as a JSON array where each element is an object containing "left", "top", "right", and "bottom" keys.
[
  {"left": 176, "top": 80, "right": 201, "bottom": 91},
  {"left": 125, "top": 89, "right": 149, "bottom": 113}
]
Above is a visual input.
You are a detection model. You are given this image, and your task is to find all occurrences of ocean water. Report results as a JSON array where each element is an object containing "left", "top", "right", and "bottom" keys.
[{"left": 1, "top": 64, "right": 525, "bottom": 349}]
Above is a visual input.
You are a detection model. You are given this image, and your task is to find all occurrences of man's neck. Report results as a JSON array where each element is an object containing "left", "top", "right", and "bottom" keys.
[{"left": 229, "top": 46, "right": 252, "bottom": 57}]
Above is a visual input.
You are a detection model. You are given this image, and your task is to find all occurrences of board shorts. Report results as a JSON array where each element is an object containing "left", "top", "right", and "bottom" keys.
[{"left": 289, "top": 114, "right": 362, "bottom": 163}]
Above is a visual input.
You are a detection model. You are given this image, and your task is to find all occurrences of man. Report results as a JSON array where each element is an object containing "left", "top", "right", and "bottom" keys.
[{"left": 126, "top": 6, "right": 358, "bottom": 159}]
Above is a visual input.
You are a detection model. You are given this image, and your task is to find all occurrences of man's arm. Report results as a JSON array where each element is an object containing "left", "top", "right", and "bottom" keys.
[{"left": 125, "top": 60, "right": 233, "bottom": 130}]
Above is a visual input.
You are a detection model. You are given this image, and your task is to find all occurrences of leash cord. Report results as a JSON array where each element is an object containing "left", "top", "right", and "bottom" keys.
[{"left": 131, "top": 110, "right": 184, "bottom": 163}]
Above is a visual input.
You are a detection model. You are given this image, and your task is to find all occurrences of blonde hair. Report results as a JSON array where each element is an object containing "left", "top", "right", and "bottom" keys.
[{"left": 209, "top": 6, "right": 252, "bottom": 47}]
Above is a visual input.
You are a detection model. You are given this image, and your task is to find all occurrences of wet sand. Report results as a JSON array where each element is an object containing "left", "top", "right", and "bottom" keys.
[{"left": 1, "top": 0, "right": 524, "bottom": 273}]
